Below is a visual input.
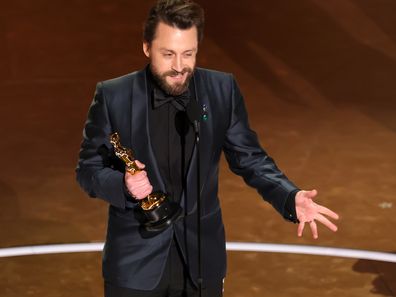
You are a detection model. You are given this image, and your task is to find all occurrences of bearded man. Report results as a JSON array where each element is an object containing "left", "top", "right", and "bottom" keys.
[{"left": 76, "top": 1, "right": 339, "bottom": 296}]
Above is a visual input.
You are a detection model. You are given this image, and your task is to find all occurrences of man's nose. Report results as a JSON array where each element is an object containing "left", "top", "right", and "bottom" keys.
[{"left": 172, "top": 56, "right": 183, "bottom": 73}]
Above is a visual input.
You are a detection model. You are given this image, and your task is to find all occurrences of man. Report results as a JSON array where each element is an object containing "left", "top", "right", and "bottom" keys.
[{"left": 76, "top": 0, "right": 339, "bottom": 296}]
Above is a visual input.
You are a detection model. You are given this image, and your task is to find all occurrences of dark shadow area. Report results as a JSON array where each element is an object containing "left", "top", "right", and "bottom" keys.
[{"left": 353, "top": 255, "right": 396, "bottom": 296}]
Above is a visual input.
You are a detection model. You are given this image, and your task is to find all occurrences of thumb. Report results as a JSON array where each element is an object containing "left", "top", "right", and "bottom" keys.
[
  {"left": 134, "top": 160, "right": 146, "bottom": 169},
  {"left": 305, "top": 189, "right": 318, "bottom": 199}
]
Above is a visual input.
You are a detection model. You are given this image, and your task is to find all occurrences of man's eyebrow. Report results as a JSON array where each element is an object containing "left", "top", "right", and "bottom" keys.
[
  {"left": 159, "top": 48, "right": 174, "bottom": 53},
  {"left": 184, "top": 48, "right": 197, "bottom": 53},
  {"left": 159, "top": 48, "right": 197, "bottom": 53}
]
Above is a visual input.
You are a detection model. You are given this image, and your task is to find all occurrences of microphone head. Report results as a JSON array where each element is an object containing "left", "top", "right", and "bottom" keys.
[{"left": 186, "top": 99, "right": 202, "bottom": 124}]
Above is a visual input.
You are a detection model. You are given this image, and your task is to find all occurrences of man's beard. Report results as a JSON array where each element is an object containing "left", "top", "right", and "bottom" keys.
[{"left": 150, "top": 64, "right": 194, "bottom": 96}]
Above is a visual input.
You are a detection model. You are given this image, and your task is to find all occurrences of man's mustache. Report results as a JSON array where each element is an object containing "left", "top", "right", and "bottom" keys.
[{"left": 163, "top": 68, "right": 193, "bottom": 77}]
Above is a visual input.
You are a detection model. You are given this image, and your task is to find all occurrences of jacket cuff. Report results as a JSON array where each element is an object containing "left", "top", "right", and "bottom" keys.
[{"left": 283, "top": 189, "right": 300, "bottom": 223}]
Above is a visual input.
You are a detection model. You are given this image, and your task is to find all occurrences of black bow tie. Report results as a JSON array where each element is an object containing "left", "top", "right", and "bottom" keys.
[{"left": 153, "top": 88, "right": 190, "bottom": 111}]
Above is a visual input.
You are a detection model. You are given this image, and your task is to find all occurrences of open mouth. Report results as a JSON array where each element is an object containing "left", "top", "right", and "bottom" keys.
[{"left": 168, "top": 72, "right": 186, "bottom": 81}]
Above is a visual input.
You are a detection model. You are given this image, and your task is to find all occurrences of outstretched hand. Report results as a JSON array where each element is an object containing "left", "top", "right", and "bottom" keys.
[{"left": 295, "top": 189, "right": 339, "bottom": 239}]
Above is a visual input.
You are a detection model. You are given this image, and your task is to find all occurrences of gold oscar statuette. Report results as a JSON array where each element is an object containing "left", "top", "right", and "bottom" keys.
[{"left": 110, "top": 132, "right": 182, "bottom": 232}]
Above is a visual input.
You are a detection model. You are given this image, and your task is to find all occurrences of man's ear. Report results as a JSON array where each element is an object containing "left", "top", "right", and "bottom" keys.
[{"left": 143, "top": 42, "right": 150, "bottom": 58}]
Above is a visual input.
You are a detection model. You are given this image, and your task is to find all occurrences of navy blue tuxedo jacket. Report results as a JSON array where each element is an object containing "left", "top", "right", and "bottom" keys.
[{"left": 76, "top": 67, "right": 298, "bottom": 290}]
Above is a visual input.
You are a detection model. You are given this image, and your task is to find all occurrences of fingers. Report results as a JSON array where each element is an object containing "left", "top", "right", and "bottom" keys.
[
  {"left": 134, "top": 160, "right": 146, "bottom": 169},
  {"left": 317, "top": 205, "right": 339, "bottom": 220},
  {"left": 297, "top": 215, "right": 338, "bottom": 239},
  {"left": 297, "top": 222, "right": 305, "bottom": 237},
  {"left": 124, "top": 170, "right": 153, "bottom": 199},
  {"left": 126, "top": 170, "right": 148, "bottom": 181},
  {"left": 297, "top": 221, "right": 318, "bottom": 239},
  {"left": 132, "top": 184, "right": 153, "bottom": 199},
  {"left": 309, "top": 221, "right": 318, "bottom": 239},
  {"left": 303, "top": 191, "right": 339, "bottom": 220},
  {"left": 315, "top": 213, "right": 338, "bottom": 232}
]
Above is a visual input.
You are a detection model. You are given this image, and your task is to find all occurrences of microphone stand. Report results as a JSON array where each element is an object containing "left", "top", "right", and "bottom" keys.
[
  {"left": 192, "top": 119, "right": 203, "bottom": 297},
  {"left": 186, "top": 77, "right": 203, "bottom": 297}
]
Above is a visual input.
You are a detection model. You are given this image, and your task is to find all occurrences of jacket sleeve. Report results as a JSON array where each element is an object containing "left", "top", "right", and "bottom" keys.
[
  {"left": 76, "top": 82, "right": 129, "bottom": 209},
  {"left": 222, "top": 76, "right": 299, "bottom": 220}
]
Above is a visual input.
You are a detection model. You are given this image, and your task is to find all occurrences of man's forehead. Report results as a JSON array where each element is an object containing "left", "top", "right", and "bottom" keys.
[{"left": 151, "top": 22, "right": 198, "bottom": 48}]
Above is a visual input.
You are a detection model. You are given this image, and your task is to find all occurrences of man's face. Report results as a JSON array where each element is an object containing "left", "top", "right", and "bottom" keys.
[{"left": 143, "top": 22, "right": 198, "bottom": 96}]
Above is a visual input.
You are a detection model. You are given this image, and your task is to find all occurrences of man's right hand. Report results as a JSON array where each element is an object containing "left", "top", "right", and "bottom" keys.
[{"left": 124, "top": 160, "right": 153, "bottom": 200}]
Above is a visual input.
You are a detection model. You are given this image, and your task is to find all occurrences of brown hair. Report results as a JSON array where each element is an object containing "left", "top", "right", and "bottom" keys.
[{"left": 143, "top": 0, "right": 205, "bottom": 44}]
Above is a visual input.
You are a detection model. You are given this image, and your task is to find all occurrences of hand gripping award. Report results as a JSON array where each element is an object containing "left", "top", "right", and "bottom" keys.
[{"left": 109, "top": 132, "right": 183, "bottom": 232}]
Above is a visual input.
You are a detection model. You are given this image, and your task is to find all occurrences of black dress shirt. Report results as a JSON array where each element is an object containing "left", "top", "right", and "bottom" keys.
[{"left": 147, "top": 68, "right": 195, "bottom": 203}]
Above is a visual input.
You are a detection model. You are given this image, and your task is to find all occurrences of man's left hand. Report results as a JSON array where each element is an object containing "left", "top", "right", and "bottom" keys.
[{"left": 295, "top": 189, "right": 339, "bottom": 239}]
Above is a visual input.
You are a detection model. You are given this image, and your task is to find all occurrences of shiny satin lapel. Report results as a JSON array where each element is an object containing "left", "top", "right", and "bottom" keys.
[
  {"left": 183, "top": 70, "right": 214, "bottom": 214},
  {"left": 130, "top": 68, "right": 166, "bottom": 192}
]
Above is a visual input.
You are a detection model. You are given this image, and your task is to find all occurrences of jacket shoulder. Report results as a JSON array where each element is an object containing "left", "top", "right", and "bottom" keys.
[{"left": 100, "top": 70, "right": 142, "bottom": 91}]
